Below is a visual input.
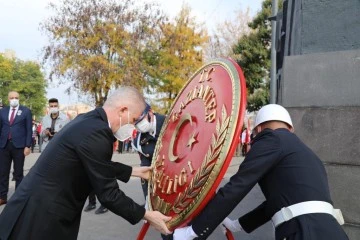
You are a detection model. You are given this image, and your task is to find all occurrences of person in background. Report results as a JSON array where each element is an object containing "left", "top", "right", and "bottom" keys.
[
  {"left": 132, "top": 103, "right": 165, "bottom": 199},
  {"left": 124, "top": 138, "right": 130, "bottom": 152},
  {"left": 36, "top": 122, "right": 42, "bottom": 152},
  {"left": 131, "top": 103, "right": 172, "bottom": 240},
  {"left": 0, "top": 91, "right": 32, "bottom": 206},
  {"left": 117, "top": 140, "right": 123, "bottom": 153},
  {"left": 41, "top": 98, "right": 70, "bottom": 152},
  {"left": 241, "top": 127, "right": 250, "bottom": 156},
  {"left": 31, "top": 121, "right": 37, "bottom": 153},
  {"left": 174, "top": 104, "right": 348, "bottom": 240}
]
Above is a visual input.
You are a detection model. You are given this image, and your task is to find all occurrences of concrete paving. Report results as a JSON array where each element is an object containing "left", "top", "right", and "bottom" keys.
[{"left": 0, "top": 151, "right": 274, "bottom": 240}]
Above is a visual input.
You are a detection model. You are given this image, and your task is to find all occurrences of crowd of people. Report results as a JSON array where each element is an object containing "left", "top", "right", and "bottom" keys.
[{"left": 0, "top": 87, "right": 349, "bottom": 240}]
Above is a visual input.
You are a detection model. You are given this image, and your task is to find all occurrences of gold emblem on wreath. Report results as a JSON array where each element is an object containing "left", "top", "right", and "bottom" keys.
[{"left": 172, "top": 105, "right": 230, "bottom": 213}]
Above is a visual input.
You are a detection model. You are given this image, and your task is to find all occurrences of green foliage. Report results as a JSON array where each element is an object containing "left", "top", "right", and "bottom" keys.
[
  {"left": 145, "top": 4, "right": 208, "bottom": 111},
  {"left": 0, "top": 54, "right": 47, "bottom": 118},
  {"left": 233, "top": 0, "right": 281, "bottom": 112}
]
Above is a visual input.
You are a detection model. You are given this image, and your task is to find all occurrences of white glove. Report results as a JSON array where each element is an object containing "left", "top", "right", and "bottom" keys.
[
  {"left": 221, "top": 217, "right": 243, "bottom": 232},
  {"left": 144, "top": 196, "right": 149, "bottom": 210},
  {"left": 174, "top": 226, "right": 198, "bottom": 240},
  {"left": 143, "top": 197, "right": 149, "bottom": 223}
]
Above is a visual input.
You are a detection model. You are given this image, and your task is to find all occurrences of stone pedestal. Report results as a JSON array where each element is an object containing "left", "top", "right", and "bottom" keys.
[{"left": 279, "top": 49, "right": 360, "bottom": 237}]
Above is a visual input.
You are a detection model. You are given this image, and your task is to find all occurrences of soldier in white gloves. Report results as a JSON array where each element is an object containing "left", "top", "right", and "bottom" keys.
[{"left": 174, "top": 104, "right": 348, "bottom": 240}]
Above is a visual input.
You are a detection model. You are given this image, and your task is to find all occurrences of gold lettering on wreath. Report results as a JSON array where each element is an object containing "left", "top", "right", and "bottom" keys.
[
  {"left": 171, "top": 84, "right": 217, "bottom": 123},
  {"left": 199, "top": 67, "right": 215, "bottom": 83},
  {"left": 171, "top": 67, "right": 217, "bottom": 123}
]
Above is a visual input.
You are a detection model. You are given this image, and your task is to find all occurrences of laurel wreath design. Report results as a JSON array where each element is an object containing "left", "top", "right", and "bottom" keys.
[{"left": 172, "top": 105, "right": 230, "bottom": 213}]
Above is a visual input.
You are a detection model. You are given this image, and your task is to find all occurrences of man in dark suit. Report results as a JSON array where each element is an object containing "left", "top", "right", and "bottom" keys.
[
  {"left": 174, "top": 104, "right": 348, "bottom": 240},
  {"left": 84, "top": 105, "right": 166, "bottom": 215},
  {"left": 0, "top": 87, "right": 172, "bottom": 239},
  {"left": 0, "top": 91, "right": 32, "bottom": 206}
]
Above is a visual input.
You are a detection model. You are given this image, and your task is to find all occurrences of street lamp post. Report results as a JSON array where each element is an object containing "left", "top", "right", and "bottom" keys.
[{"left": 270, "top": 0, "right": 278, "bottom": 104}]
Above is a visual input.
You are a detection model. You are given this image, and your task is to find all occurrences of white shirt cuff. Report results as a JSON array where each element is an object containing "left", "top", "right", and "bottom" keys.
[{"left": 188, "top": 226, "right": 198, "bottom": 238}]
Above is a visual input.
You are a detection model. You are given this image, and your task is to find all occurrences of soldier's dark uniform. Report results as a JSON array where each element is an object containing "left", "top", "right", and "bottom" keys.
[
  {"left": 132, "top": 113, "right": 165, "bottom": 198},
  {"left": 132, "top": 113, "right": 173, "bottom": 240},
  {"left": 191, "top": 128, "right": 349, "bottom": 240}
]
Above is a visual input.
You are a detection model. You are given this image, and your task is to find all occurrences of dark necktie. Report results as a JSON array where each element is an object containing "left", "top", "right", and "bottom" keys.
[
  {"left": 9, "top": 108, "right": 16, "bottom": 125},
  {"left": 8, "top": 108, "right": 16, "bottom": 139}
]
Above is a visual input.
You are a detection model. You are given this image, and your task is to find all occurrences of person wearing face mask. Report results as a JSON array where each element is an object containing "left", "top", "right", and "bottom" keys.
[
  {"left": 83, "top": 110, "right": 135, "bottom": 215},
  {"left": 40, "top": 98, "right": 70, "bottom": 152},
  {"left": 132, "top": 103, "right": 165, "bottom": 199},
  {"left": 0, "top": 91, "right": 33, "bottom": 206},
  {"left": 132, "top": 104, "right": 172, "bottom": 240},
  {"left": 0, "top": 86, "right": 172, "bottom": 239}
]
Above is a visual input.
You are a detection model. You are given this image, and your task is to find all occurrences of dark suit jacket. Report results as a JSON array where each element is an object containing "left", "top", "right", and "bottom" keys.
[
  {"left": 0, "top": 105, "right": 32, "bottom": 148},
  {"left": 0, "top": 108, "right": 145, "bottom": 240},
  {"left": 191, "top": 128, "right": 348, "bottom": 240},
  {"left": 132, "top": 113, "right": 166, "bottom": 167}
]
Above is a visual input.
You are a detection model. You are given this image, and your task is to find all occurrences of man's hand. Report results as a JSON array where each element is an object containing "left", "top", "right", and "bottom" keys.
[
  {"left": 24, "top": 147, "right": 31, "bottom": 156},
  {"left": 221, "top": 217, "right": 242, "bottom": 232},
  {"left": 174, "top": 226, "right": 198, "bottom": 240},
  {"left": 143, "top": 210, "right": 172, "bottom": 235},
  {"left": 131, "top": 166, "right": 152, "bottom": 180},
  {"left": 44, "top": 129, "right": 52, "bottom": 137}
]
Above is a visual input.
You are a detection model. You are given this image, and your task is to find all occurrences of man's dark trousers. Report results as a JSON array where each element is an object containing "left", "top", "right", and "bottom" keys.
[
  {"left": 0, "top": 140, "right": 25, "bottom": 199},
  {"left": 88, "top": 191, "right": 96, "bottom": 205}
]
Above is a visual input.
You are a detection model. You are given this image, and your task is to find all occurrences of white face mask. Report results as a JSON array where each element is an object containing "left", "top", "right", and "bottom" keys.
[
  {"left": 49, "top": 107, "right": 59, "bottom": 114},
  {"left": 135, "top": 116, "right": 154, "bottom": 133},
  {"left": 10, "top": 99, "right": 19, "bottom": 107},
  {"left": 114, "top": 111, "right": 135, "bottom": 141}
]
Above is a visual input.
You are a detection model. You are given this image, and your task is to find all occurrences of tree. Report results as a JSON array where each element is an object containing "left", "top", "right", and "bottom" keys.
[
  {"left": 0, "top": 52, "right": 47, "bottom": 118},
  {"left": 232, "top": 0, "right": 282, "bottom": 112},
  {"left": 41, "top": 0, "right": 167, "bottom": 106},
  {"left": 0, "top": 54, "right": 14, "bottom": 106},
  {"left": 206, "top": 7, "right": 252, "bottom": 60},
  {"left": 145, "top": 4, "right": 208, "bottom": 111}
]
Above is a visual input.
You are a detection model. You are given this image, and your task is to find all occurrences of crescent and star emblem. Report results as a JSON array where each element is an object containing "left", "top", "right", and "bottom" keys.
[{"left": 168, "top": 113, "right": 198, "bottom": 162}]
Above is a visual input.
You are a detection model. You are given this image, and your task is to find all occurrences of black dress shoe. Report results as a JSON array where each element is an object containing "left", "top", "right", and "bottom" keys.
[
  {"left": 95, "top": 205, "right": 108, "bottom": 214},
  {"left": 83, "top": 203, "right": 96, "bottom": 212},
  {"left": 0, "top": 198, "right": 7, "bottom": 206}
]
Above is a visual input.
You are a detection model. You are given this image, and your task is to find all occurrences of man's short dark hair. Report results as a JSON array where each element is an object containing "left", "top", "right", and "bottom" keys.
[{"left": 48, "top": 98, "right": 59, "bottom": 104}]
